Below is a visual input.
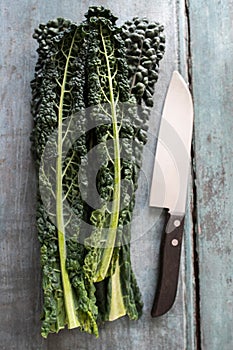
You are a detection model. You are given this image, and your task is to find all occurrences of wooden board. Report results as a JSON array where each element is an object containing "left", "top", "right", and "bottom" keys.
[
  {"left": 0, "top": 0, "right": 196, "bottom": 349},
  {"left": 189, "top": 0, "right": 233, "bottom": 349}
]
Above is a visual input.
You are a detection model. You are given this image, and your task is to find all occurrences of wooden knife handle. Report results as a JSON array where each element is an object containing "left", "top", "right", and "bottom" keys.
[{"left": 151, "top": 212, "right": 185, "bottom": 317}]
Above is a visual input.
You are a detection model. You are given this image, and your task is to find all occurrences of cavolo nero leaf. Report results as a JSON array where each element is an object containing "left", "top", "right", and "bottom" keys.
[
  {"left": 31, "top": 5, "right": 165, "bottom": 338},
  {"left": 31, "top": 19, "right": 98, "bottom": 337},
  {"left": 81, "top": 7, "right": 145, "bottom": 321},
  {"left": 83, "top": 8, "right": 129, "bottom": 283}
]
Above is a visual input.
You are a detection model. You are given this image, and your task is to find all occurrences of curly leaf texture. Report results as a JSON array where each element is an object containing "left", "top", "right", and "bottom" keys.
[{"left": 31, "top": 6, "right": 165, "bottom": 338}]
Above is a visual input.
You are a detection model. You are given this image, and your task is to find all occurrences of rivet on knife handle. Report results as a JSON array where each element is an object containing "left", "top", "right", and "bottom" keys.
[{"left": 151, "top": 212, "right": 184, "bottom": 317}]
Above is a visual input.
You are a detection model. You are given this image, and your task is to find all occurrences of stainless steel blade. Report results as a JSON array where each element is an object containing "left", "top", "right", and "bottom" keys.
[{"left": 149, "top": 71, "right": 193, "bottom": 214}]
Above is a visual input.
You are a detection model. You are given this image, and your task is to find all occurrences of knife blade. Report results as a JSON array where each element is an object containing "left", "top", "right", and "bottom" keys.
[{"left": 149, "top": 71, "right": 194, "bottom": 317}]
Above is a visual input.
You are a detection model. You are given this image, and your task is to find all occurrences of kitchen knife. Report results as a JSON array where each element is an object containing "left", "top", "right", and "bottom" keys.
[{"left": 149, "top": 71, "right": 194, "bottom": 317}]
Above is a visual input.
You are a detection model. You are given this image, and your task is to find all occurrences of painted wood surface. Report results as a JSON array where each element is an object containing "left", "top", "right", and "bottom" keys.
[{"left": 189, "top": 1, "right": 233, "bottom": 349}]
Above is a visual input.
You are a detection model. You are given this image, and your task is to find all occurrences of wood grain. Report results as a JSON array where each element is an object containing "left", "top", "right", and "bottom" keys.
[
  {"left": 0, "top": 0, "right": 195, "bottom": 349},
  {"left": 189, "top": 0, "right": 233, "bottom": 349}
]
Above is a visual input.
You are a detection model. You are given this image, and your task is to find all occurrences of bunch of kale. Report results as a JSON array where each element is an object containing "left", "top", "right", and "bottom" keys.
[{"left": 31, "top": 6, "right": 165, "bottom": 338}]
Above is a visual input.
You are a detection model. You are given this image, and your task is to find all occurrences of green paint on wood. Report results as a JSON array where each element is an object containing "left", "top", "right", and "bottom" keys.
[{"left": 189, "top": 0, "right": 233, "bottom": 348}]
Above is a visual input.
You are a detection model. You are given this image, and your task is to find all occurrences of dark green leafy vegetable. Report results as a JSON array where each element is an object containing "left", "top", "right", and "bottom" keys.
[
  {"left": 121, "top": 16, "right": 165, "bottom": 106},
  {"left": 31, "top": 6, "right": 165, "bottom": 338},
  {"left": 81, "top": 8, "right": 145, "bottom": 321},
  {"left": 31, "top": 18, "right": 98, "bottom": 337}
]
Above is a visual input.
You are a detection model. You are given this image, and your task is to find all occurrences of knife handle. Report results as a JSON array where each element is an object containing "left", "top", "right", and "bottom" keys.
[{"left": 151, "top": 212, "right": 185, "bottom": 317}]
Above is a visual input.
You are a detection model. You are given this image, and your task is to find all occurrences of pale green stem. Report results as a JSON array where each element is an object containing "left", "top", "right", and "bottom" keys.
[
  {"left": 108, "top": 257, "right": 126, "bottom": 320},
  {"left": 96, "top": 27, "right": 121, "bottom": 281},
  {"left": 56, "top": 30, "right": 80, "bottom": 329}
]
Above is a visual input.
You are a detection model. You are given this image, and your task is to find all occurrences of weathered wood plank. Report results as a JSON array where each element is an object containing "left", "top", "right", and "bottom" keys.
[
  {"left": 177, "top": 1, "right": 198, "bottom": 348},
  {"left": 189, "top": 0, "right": 233, "bottom": 349},
  {"left": 0, "top": 0, "right": 194, "bottom": 349}
]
